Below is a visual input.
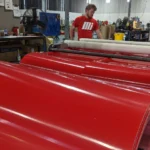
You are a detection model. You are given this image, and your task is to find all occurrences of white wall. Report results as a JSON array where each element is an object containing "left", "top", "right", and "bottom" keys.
[
  {"left": 46, "top": 10, "right": 82, "bottom": 24},
  {"left": 46, "top": 10, "right": 150, "bottom": 26},
  {"left": 68, "top": 0, "right": 150, "bottom": 25},
  {"left": 20, "top": 0, "right": 150, "bottom": 25},
  {"left": 91, "top": 0, "right": 129, "bottom": 13},
  {"left": 93, "top": 12, "right": 150, "bottom": 26}
]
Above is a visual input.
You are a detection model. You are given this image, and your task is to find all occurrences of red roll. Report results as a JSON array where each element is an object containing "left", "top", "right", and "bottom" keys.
[
  {"left": 21, "top": 52, "right": 150, "bottom": 86},
  {"left": 0, "top": 61, "right": 150, "bottom": 149}
]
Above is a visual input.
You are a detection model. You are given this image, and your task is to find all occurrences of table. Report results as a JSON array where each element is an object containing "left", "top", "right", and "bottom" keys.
[{"left": 0, "top": 36, "right": 47, "bottom": 51}]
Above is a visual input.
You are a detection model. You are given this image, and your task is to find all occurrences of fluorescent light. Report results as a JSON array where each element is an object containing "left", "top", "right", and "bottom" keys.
[
  {"left": 87, "top": 0, "right": 92, "bottom": 3},
  {"left": 127, "top": 0, "right": 130, "bottom": 2},
  {"left": 106, "top": 0, "right": 110, "bottom": 3}
]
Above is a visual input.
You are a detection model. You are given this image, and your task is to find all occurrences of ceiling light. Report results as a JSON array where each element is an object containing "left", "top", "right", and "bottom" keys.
[
  {"left": 106, "top": 0, "right": 110, "bottom": 3},
  {"left": 87, "top": 0, "right": 92, "bottom": 4}
]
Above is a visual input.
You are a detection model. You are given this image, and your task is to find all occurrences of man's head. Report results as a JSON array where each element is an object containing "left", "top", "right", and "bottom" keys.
[{"left": 85, "top": 4, "right": 97, "bottom": 18}]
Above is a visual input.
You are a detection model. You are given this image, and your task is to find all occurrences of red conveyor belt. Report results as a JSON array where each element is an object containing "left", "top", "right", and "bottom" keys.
[
  {"left": 0, "top": 61, "right": 150, "bottom": 150},
  {"left": 21, "top": 52, "right": 150, "bottom": 86}
]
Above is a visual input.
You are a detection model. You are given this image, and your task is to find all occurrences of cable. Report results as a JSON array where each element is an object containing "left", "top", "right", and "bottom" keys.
[{"left": 140, "top": 0, "right": 148, "bottom": 18}]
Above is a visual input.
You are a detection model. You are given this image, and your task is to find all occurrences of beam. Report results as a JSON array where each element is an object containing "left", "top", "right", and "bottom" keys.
[
  {"left": 64, "top": 0, "right": 70, "bottom": 39},
  {"left": 50, "top": 48, "right": 150, "bottom": 62},
  {"left": 42, "top": 0, "right": 46, "bottom": 12},
  {"left": 23, "top": 0, "right": 26, "bottom": 9},
  {"left": 128, "top": 0, "right": 132, "bottom": 18},
  {"left": 60, "top": 0, "right": 65, "bottom": 11}
]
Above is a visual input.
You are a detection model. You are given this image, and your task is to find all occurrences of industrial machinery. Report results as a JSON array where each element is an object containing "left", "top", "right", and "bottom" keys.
[
  {"left": 116, "top": 17, "right": 129, "bottom": 30},
  {"left": 1, "top": 40, "right": 150, "bottom": 149},
  {"left": 21, "top": 51, "right": 150, "bottom": 86},
  {"left": 40, "top": 12, "right": 60, "bottom": 36},
  {"left": 115, "top": 17, "right": 149, "bottom": 41},
  {"left": 80, "top": 38, "right": 150, "bottom": 46},
  {"left": 21, "top": 7, "right": 60, "bottom": 36},
  {"left": 21, "top": 7, "right": 46, "bottom": 34},
  {"left": 20, "top": 39, "right": 150, "bottom": 87},
  {"left": 0, "top": 61, "right": 150, "bottom": 150},
  {"left": 63, "top": 40, "right": 150, "bottom": 54}
]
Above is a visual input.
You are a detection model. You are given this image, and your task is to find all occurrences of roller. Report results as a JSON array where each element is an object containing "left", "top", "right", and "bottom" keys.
[
  {"left": 21, "top": 52, "right": 150, "bottom": 86},
  {"left": 80, "top": 38, "right": 150, "bottom": 46},
  {"left": 1, "top": 61, "right": 150, "bottom": 150},
  {"left": 64, "top": 40, "right": 150, "bottom": 54}
]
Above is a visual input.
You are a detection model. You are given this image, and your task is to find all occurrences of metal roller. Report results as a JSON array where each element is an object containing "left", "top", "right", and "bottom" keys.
[
  {"left": 80, "top": 38, "right": 150, "bottom": 46},
  {"left": 21, "top": 52, "right": 150, "bottom": 85},
  {"left": 64, "top": 40, "right": 150, "bottom": 54}
]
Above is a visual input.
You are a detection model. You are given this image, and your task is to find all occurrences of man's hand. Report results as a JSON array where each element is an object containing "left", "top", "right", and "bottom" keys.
[{"left": 96, "top": 29, "right": 103, "bottom": 39}]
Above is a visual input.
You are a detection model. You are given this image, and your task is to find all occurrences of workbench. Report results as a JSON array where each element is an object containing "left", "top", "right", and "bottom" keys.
[
  {"left": 116, "top": 30, "right": 149, "bottom": 41},
  {"left": 0, "top": 36, "right": 47, "bottom": 51}
]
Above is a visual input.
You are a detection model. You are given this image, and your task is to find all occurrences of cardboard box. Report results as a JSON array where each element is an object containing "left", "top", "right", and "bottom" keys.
[
  {"left": 101, "top": 25, "right": 116, "bottom": 39},
  {"left": 0, "top": 51, "right": 18, "bottom": 62},
  {"left": 101, "top": 25, "right": 109, "bottom": 39}
]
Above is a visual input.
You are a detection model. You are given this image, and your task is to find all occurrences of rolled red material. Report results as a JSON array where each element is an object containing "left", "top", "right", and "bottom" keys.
[
  {"left": 0, "top": 61, "right": 150, "bottom": 150},
  {"left": 21, "top": 52, "right": 150, "bottom": 86}
]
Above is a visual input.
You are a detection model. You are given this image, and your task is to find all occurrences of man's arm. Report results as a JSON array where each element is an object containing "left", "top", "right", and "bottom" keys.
[
  {"left": 96, "top": 29, "right": 103, "bottom": 39},
  {"left": 70, "top": 25, "right": 75, "bottom": 40},
  {"left": 70, "top": 17, "right": 79, "bottom": 40}
]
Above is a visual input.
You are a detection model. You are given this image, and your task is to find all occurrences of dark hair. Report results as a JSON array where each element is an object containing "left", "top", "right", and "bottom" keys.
[{"left": 85, "top": 4, "right": 97, "bottom": 11}]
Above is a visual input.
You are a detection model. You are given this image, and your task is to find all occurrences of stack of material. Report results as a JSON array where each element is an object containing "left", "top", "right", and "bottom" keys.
[
  {"left": 1, "top": 38, "right": 150, "bottom": 149},
  {"left": 21, "top": 52, "right": 150, "bottom": 85},
  {"left": 0, "top": 53, "right": 150, "bottom": 149}
]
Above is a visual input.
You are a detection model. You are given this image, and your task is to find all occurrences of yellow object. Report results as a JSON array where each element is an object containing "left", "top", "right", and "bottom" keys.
[
  {"left": 46, "top": 37, "right": 54, "bottom": 48},
  {"left": 46, "top": 37, "right": 54, "bottom": 51},
  {"left": 47, "top": 38, "right": 54, "bottom": 45},
  {"left": 114, "top": 33, "right": 124, "bottom": 41},
  {"left": 133, "top": 20, "right": 140, "bottom": 29}
]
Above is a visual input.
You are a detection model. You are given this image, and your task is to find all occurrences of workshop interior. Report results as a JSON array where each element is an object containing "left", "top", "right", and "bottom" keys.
[{"left": 1, "top": 0, "right": 150, "bottom": 150}]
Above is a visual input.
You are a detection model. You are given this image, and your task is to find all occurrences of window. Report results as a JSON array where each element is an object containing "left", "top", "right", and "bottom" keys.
[
  {"left": 20, "top": 0, "right": 42, "bottom": 9},
  {"left": 47, "top": 0, "right": 57, "bottom": 10},
  {"left": 19, "top": 0, "right": 25, "bottom": 9}
]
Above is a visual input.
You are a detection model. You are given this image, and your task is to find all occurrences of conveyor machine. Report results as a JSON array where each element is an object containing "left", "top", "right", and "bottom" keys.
[
  {"left": 0, "top": 61, "right": 150, "bottom": 150},
  {"left": 1, "top": 39, "right": 150, "bottom": 150},
  {"left": 21, "top": 39, "right": 150, "bottom": 87}
]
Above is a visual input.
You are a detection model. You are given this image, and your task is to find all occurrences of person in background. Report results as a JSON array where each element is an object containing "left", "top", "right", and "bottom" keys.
[{"left": 70, "top": 4, "right": 103, "bottom": 40}]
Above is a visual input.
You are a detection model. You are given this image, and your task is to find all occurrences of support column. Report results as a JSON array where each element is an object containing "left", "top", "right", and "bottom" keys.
[
  {"left": 128, "top": 0, "right": 132, "bottom": 18},
  {"left": 23, "top": 0, "right": 26, "bottom": 9},
  {"left": 42, "top": 0, "right": 46, "bottom": 12},
  {"left": 64, "top": 0, "right": 70, "bottom": 39},
  {"left": 60, "top": 0, "right": 65, "bottom": 11}
]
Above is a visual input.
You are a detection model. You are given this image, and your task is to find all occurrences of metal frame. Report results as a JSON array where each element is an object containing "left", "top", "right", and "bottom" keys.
[
  {"left": 0, "top": 36, "right": 47, "bottom": 52},
  {"left": 64, "top": 0, "right": 70, "bottom": 39},
  {"left": 50, "top": 48, "right": 150, "bottom": 62},
  {"left": 128, "top": 0, "right": 132, "bottom": 18}
]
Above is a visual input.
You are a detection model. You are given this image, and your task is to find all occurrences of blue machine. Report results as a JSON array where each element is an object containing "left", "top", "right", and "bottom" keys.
[
  {"left": 40, "top": 12, "right": 60, "bottom": 36},
  {"left": 32, "top": 12, "right": 60, "bottom": 36}
]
